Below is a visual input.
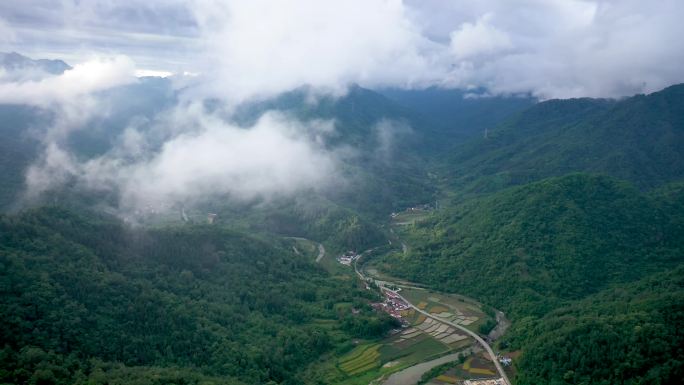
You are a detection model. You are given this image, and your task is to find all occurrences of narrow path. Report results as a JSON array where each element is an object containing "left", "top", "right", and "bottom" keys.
[{"left": 315, "top": 243, "right": 325, "bottom": 262}]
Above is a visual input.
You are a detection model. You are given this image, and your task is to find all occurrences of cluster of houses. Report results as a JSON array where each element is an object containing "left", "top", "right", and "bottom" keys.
[
  {"left": 371, "top": 290, "right": 411, "bottom": 325},
  {"left": 207, "top": 213, "right": 218, "bottom": 224},
  {"left": 463, "top": 379, "right": 506, "bottom": 385},
  {"left": 497, "top": 355, "right": 512, "bottom": 366},
  {"left": 337, "top": 250, "right": 359, "bottom": 265},
  {"left": 390, "top": 203, "right": 434, "bottom": 218}
]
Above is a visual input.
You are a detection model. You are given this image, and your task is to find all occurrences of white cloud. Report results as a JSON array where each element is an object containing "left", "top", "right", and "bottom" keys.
[
  {"left": 449, "top": 13, "right": 512, "bottom": 60},
  {"left": 435, "top": 0, "right": 684, "bottom": 98},
  {"left": 189, "top": 0, "right": 442, "bottom": 104},
  {"left": 3, "top": 0, "right": 683, "bottom": 99},
  {"left": 6, "top": 0, "right": 684, "bottom": 212},
  {"left": 0, "top": 55, "right": 138, "bottom": 147},
  {"left": 0, "top": 55, "right": 136, "bottom": 106},
  {"left": 25, "top": 106, "right": 341, "bottom": 211}
]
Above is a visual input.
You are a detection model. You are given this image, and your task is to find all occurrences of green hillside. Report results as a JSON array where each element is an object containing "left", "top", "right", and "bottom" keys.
[
  {"left": 376, "top": 173, "right": 684, "bottom": 384},
  {"left": 444, "top": 84, "right": 684, "bottom": 194},
  {"left": 379, "top": 174, "right": 683, "bottom": 317},
  {"left": 0, "top": 207, "right": 398, "bottom": 385},
  {"left": 509, "top": 267, "right": 684, "bottom": 385}
]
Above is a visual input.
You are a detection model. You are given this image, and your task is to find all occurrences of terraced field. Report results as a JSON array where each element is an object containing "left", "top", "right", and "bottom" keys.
[
  {"left": 338, "top": 344, "right": 382, "bottom": 375},
  {"left": 401, "top": 288, "right": 489, "bottom": 331},
  {"left": 424, "top": 352, "right": 501, "bottom": 384}
]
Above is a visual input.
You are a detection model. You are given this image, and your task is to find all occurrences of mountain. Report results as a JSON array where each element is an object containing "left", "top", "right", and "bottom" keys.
[
  {"left": 0, "top": 207, "right": 397, "bottom": 384},
  {"left": 0, "top": 76, "right": 177, "bottom": 211},
  {"left": 0, "top": 105, "right": 48, "bottom": 210},
  {"left": 378, "top": 87, "right": 536, "bottom": 142},
  {"left": 378, "top": 174, "right": 683, "bottom": 317},
  {"left": 510, "top": 266, "right": 683, "bottom": 385},
  {"left": 443, "top": 84, "right": 684, "bottom": 194},
  {"left": 375, "top": 173, "right": 684, "bottom": 384},
  {"left": 0, "top": 52, "right": 71, "bottom": 78}
]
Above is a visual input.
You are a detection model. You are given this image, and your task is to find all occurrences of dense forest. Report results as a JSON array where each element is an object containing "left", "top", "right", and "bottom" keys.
[
  {"left": 442, "top": 84, "right": 684, "bottom": 195},
  {"left": 375, "top": 173, "right": 684, "bottom": 383},
  {"left": 509, "top": 267, "right": 684, "bottom": 385},
  {"left": 378, "top": 174, "right": 684, "bottom": 317},
  {"left": 0, "top": 207, "right": 398, "bottom": 384}
]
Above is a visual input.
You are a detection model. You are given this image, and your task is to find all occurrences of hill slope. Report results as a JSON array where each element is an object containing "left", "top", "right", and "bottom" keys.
[
  {"left": 444, "top": 84, "right": 684, "bottom": 193},
  {"left": 378, "top": 87, "right": 536, "bottom": 142},
  {"left": 0, "top": 207, "right": 397, "bottom": 385},
  {"left": 379, "top": 174, "right": 683, "bottom": 317},
  {"left": 377, "top": 173, "right": 684, "bottom": 384},
  {"left": 510, "top": 266, "right": 684, "bottom": 385}
]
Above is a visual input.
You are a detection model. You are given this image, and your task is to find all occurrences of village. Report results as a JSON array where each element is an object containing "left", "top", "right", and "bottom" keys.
[
  {"left": 370, "top": 288, "right": 411, "bottom": 325},
  {"left": 336, "top": 250, "right": 360, "bottom": 265}
]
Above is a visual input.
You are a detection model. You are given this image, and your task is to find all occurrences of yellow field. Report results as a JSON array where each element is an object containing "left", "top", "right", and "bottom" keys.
[
  {"left": 339, "top": 344, "right": 381, "bottom": 374},
  {"left": 429, "top": 305, "right": 449, "bottom": 313},
  {"left": 463, "top": 358, "right": 496, "bottom": 376},
  {"left": 417, "top": 302, "right": 428, "bottom": 309},
  {"left": 436, "top": 375, "right": 458, "bottom": 383}
]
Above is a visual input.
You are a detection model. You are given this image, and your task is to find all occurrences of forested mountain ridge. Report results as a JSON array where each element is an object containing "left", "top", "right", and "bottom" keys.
[
  {"left": 443, "top": 84, "right": 684, "bottom": 194},
  {"left": 0, "top": 207, "right": 398, "bottom": 385},
  {"left": 376, "top": 172, "right": 684, "bottom": 384},
  {"left": 379, "top": 174, "right": 684, "bottom": 318},
  {"left": 0, "top": 52, "right": 71, "bottom": 76},
  {"left": 510, "top": 266, "right": 684, "bottom": 385},
  {"left": 378, "top": 87, "right": 536, "bottom": 142}
]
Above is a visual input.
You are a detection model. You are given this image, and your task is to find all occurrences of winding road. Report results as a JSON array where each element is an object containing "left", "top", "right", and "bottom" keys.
[
  {"left": 385, "top": 288, "right": 511, "bottom": 385},
  {"left": 354, "top": 253, "right": 511, "bottom": 385}
]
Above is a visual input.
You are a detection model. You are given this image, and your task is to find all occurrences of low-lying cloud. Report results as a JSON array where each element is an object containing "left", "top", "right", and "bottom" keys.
[
  {"left": 25, "top": 105, "right": 341, "bottom": 213},
  {"left": 0, "top": 56, "right": 135, "bottom": 107}
]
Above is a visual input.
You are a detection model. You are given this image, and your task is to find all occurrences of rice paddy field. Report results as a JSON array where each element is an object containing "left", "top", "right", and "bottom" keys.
[
  {"left": 424, "top": 352, "right": 500, "bottom": 385},
  {"left": 322, "top": 301, "right": 475, "bottom": 384},
  {"left": 399, "top": 287, "right": 491, "bottom": 333}
]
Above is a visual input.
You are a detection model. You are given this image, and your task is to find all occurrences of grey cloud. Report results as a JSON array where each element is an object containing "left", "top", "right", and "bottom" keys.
[{"left": 2, "top": 0, "right": 683, "bottom": 98}]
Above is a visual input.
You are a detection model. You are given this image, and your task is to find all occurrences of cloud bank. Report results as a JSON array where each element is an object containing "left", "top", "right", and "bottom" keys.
[
  {"left": 2, "top": 0, "right": 683, "bottom": 99},
  {"left": 25, "top": 106, "right": 341, "bottom": 211},
  {"left": 188, "top": 0, "right": 441, "bottom": 104}
]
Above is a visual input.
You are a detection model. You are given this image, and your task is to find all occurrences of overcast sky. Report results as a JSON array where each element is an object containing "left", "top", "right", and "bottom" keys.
[{"left": 2, "top": 0, "right": 683, "bottom": 99}]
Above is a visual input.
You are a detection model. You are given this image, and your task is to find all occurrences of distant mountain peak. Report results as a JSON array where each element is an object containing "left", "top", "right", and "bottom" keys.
[{"left": 0, "top": 51, "right": 71, "bottom": 76}]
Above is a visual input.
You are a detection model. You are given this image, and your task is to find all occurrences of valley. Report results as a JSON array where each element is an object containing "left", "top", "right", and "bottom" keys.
[{"left": 0, "top": 51, "right": 682, "bottom": 385}]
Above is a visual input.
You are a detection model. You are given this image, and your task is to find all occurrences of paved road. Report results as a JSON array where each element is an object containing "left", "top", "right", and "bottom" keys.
[
  {"left": 384, "top": 287, "right": 511, "bottom": 385},
  {"left": 354, "top": 251, "right": 511, "bottom": 385}
]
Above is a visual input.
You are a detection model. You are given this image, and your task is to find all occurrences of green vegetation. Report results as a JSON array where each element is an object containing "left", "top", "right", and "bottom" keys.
[
  {"left": 338, "top": 344, "right": 381, "bottom": 375},
  {"left": 381, "top": 174, "right": 683, "bottom": 318},
  {"left": 0, "top": 207, "right": 398, "bottom": 384},
  {"left": 444, "top": 84, "right": 684, "bottom": 195},
  {"left": 509, "top": 267, "right": 684, "bottom": 385},
  {"left": 378, "top": 173, "right": 684, "bottom": 384},
  {"left": 416, "top": 361, "right": 455, "bottom": 385}
]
